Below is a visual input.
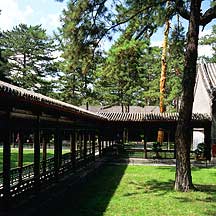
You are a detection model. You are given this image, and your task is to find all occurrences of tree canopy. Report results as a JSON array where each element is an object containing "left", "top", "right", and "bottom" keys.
[{"left": 0, "top": 24, "right": 58, "bottom": 94}]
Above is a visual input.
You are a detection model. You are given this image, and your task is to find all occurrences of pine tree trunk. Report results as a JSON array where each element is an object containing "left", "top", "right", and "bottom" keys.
[
  {"left": 159, "top": 19, "right": 169, "bottom": 113},
  {"left": 174, "top": 0, "right": 201, "bottom": 191},
  {"left": 157, "top": 19, "right": 170, "bottom": 144}
]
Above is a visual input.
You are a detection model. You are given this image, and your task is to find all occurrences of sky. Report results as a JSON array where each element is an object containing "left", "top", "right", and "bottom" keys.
[{"left": 0, "top": 0, "right": 215, "bottom": 57}]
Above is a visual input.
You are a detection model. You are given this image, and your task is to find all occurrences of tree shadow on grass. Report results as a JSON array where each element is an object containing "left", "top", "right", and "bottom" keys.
[
  {"left": 30, "top": 164, "right": 128, "bottom": 216},
  {"left": 123, "top": 178, "right": 174, "bottom": 197}
]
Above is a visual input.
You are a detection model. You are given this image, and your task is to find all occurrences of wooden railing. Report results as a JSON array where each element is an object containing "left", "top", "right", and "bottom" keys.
[{"left": 0, "top": 148, "right": 102, "bottom": 199}]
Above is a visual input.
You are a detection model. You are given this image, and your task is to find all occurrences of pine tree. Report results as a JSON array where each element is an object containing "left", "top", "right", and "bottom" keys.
[
  {"left": 95, "top": 39, "right": 159, "bottom": 109},
  {"left": 0, "top": 24, "right": 58, "bottom": 94}
]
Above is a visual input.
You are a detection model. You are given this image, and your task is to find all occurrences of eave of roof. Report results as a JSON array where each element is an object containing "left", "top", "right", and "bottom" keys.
[
  {"left": 98, "top": 112, "right": 211, "bottom": 122},
  {"left": 0, "top": 81, "right": 106, "bottom": 120}
]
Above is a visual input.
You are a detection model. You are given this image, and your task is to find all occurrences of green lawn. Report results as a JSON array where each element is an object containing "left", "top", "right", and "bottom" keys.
[
  {"left": 0, "top": 148, "right": 70, "bottom": 171},
  {"left": 38, "top": 165, "right": 216, "bottom": 216}
]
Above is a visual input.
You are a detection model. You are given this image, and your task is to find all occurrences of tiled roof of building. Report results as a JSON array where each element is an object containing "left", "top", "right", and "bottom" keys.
[
  {"left": 198, "top": 63, "right": 216, "bottom": 98},
  {"left": 98, "top": 112, "right": 210, "bottom": 122}
]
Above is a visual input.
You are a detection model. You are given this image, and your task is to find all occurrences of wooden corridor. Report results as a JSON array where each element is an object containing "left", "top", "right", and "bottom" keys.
[{"left": 0, "top": 80, "right": 212, "bottom": 208}]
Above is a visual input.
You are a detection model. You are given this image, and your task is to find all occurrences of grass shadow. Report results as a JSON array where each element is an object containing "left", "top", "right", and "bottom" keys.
[{"left": 30, "top": 164, "right": 128, "bottom": 216}]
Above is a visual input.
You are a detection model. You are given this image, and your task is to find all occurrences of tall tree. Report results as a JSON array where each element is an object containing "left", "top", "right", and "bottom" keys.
[
  {"left": 0, "top": 24, "right": 58, "bottom": 94},
  {"left": 94, "top": 38, "right": 161, "bottom": 109},
  {"left": 174, "top": 0, "right": 216, "bottom": 191}
]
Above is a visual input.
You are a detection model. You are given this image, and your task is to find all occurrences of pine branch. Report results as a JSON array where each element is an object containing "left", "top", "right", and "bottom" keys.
[
  {"left": 174, "top": 0, "right": 190, "bottom": 21},
  {"left": 200, "top": 5, "right": 216, "bottom": 28},
  {"left": 95, "top": 0, "right": 168, "bottom": 48}
]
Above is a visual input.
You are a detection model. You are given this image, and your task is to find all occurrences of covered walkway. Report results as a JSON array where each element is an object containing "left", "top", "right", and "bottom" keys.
[{"left": 0, "top": 81, "right": 211, "bottom": 207}]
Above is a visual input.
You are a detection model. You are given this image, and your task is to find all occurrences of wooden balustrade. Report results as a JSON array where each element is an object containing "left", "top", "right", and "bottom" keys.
[{"left": 0, "top": 137, "right": 106, "bottom": 200}]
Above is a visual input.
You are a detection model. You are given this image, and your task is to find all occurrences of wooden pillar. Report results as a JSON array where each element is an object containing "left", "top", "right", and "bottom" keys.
[
  {"left": 144, "top": 135, "right": 147, "bottom": 159},
  {"left": 42, "top": 133, "right": 49, "bottom": 173},
  {"left": 78, "top": 132, "right": 82, "bottom": 158},
  {"left": 98, "top": 135, "right": 102, "bottom": 158},
  {"left": 204, "top": 124, "right": 211, "bottom": 161},
  {"left": 54, "top": 127, "right": 61, "bottom": 177},
  {"left": 18, "top": 132, "right": 24, "bottom": 168},
  {"left": 34, "top": 115, "right": 40, "bottom": 187},
  {"left": 92, "top": 132, "right": 96, "bottom": 161},
  {"left": 18, "top": 131, "right": 24, "bottom": 182},
  {"left": 88, "top": 133, "right": 91, "bottom": 154},
  {"left": 122, "top": 128, "right": 126, "bottom": 145},
  {"left": 70, "top": 130, "right": 76, "bottom": 170},
  {"left": 83, "top": 132, "right": 87, "bottom": 162},
  {"left": 59, "top": 130, "right": 62, "bottom": 167},
  {"left": 3, "top": 112, "right": 11, "bottom": 202}
]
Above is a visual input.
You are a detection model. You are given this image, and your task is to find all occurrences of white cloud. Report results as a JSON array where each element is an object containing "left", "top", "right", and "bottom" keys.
[
  {"left": 40, "top": 13, "right": 61, "bottom": 31},
  {"left": 150, "top": 40, "right": 163, "bottom": 47},
  {"left": 0, "top": 0, "right": 34, "bottom": 30}
]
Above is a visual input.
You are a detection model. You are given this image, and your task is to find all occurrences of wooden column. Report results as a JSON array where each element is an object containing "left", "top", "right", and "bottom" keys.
[
  {"left": 78, "top": 132, "right": 82, "bottom": 159},
  {"left": 42, "top": 133, "right": 49, "bottom": 173},
  {"left": 34, "top": 115, "right": 40, "bottom": 187},
  {"left": 204, "top": 123, "right": 211, "bottom": 161},
  {"left": 59, "top": 130, "right": 62, "bottom": 167},
  {"left": 144, "top": 135, "right": 147, "bottom": 159},
  {"left": 83, "top": 132, "right": 87, "bottom": 162},
  {"left": 70, "top": 130, "right": 76, "bottom": 170},
  {"left": 92, "top": 132, "right": 96, "bottom": 161},
  {"left": 101, "top": 139, "right": 104, "bottom": 154},
  {"left": 123, "top": 129, "right": 126, "bottom": 144},
  {"left": 88, "top": 133, "right": 91, "bottom": 154},
  {"left": 18, "top": 131, "right": 24, "bottom": 182},
  {"left": 54, "top": 127, "right": 61, "bottom": 177},
  {"left": 98, "top": 135, "right": 102, "bottom": 158},
  {"left": 3, "top": 112, "right": 11, "bottom": 202}
]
